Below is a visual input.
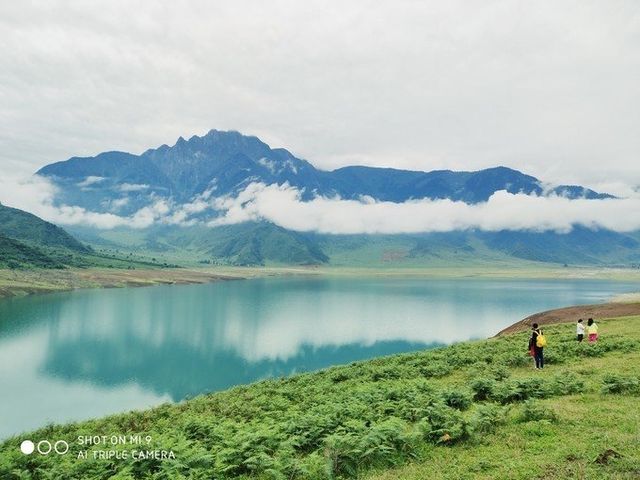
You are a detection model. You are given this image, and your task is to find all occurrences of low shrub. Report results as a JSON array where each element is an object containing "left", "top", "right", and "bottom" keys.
[
  {"left": 492, "top": 377, "right": 549, "bottom": 404},
  {"left": 324, "top": 418, "right": 415, "bottom": 478},
  {"left": 466, "top": 361, "right": 489, "bottom": 377},
  {"left": 491, "top": 381, "right": 524, "bottom": 404},
  {"left": 370, "top": 366, "right": 401, "bottom": 381},
  {"left": 493, "top": 351, "right": 532, "bottom": 368},
  {"left": 540, "top": 349, "right": 560, "bottom": 365},
  {"left": 330, "top": 371, "right": 352, "bottom": 383},
  {"left": 470, "top": 377, "right": 497, "bottom": 401},
  {"left": 324, "top": 431, "right": 361, "bottom": 478},
  {"left": 469, "top": 403, "right": 509, "bottom": 435},
  {"left": 446, "top": 346, "right": 479, "bottom": 368},
  {"left": 419, "top": 361, "right": 453, "bottom": 378},
  {"left": 547, "top": 372, "right": 585, "bottom": 396},
  {"left": 518, "top": 400, "right": 558, "bottom": 423},
  {"left": 601, "top": 373, "right": 640, "bottom": 395},
  {"left": 281, "top": 452, "right": 326, "bottom": 480},
  {"left": 440, "top": 389, "right": 473, "bottom": 411},
  {"left": 417, "top": 402, "right": 468, "bottom": 444},
  {"left": 612, "top": 338, "right": 639, "bottom": 353},
  {"left": 359, "top": 417, "right": 416, "bottom": 464},
  {"left": 581, "top": 343, "right": 606, "bottom": 357},
  {"left": 414, "top": 379, "right": 437, "bottom": 395},
  {"left": 488, "top": 365, "right": 511, "bottom": 381}
]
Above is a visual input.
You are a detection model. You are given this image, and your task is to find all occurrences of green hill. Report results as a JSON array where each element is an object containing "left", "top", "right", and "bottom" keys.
[
  {"left": 0, "top": 234, "right": 65, "bottom": 269},
  {"left": 0, "top": 202, "right": 89, "bottom": 253},
  {"left": 82, "top": 222, "right": 330, "bottom": 266},
  {"left": 200, "top": 223, "right": 328, "bottom": 265},
  {"left": 66, "top": 221, "right": 640, "bottom": 268},
  {"left": 1, "top": 315, "right": 638, "bottom": 479},
  {"left": 0, "top": 204, "right": 177, "bottom": 271}
]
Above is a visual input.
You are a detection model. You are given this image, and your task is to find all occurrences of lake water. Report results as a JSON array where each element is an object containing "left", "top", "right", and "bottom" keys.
[{"left": 0, "top": 275, "right": 637, "bottom": 439}]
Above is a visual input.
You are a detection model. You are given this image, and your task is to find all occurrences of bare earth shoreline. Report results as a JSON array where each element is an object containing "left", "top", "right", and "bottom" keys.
[
  {"left": 0, "top": 268, "right": 245, "bottom": 299},
  {"left": 0, "top": 265, "right": 322, "bottom": 299},
  {"left": 1, "top": 265, "right": 640, "bottom": 299},
  {"left": 496, "top": 301, "right": 640, "bottom": 336}
]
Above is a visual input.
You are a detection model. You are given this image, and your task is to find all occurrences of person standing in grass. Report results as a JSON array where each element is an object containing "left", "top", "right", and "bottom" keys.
[
  {"left": 529, "top": 323, "right": 545, "bottom": 369},
  {"left": 576, "top": 318, "right": 585, "bottom": 342},
  {"left": 587, "top": 318, "right": 599, "bottom": 343}
]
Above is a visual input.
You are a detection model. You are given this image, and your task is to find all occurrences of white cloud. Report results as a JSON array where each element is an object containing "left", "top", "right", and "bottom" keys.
[
  {"left": 0, "top": 1, "right": 638, "bottom": 188},
  {"left": 110, "top": 197, "right": 129, "bottom": 210},
  {"left": 0, "top": 174, "right": 171, "bottom": 229},
  {"left": 257, "top": 158, "right": 277, "bottom": 174},
  {"left": 76, "top": 176, "right": 106, "bottom": 188},
  {"left": 118, "top": 183, "right": 149, "bottom": 192},
  {"left": 209, "top": 183, "right": 640, "bottom": 235},
  {"left": 3, "top": 173, "right": 640, "bottom": 235}
]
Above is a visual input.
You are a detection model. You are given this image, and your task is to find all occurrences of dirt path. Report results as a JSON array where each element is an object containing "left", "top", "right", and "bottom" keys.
[{"left": 496, "top": 302, "right": 640, "bottom": 336}]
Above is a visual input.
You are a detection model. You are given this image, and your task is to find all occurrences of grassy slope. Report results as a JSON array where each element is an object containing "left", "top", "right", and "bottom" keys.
[
  {"left": 0, "top": 234, "right": 66, "bottom": 269},
  {"left": 0, "top": 203, "right": 88, "bottom": 252},
  {"left": 368, "top": 323, "right": 640, "bottom": 480},
  {"left": 1, "top": 316, "right": 639, "bottom": 479},
  {"left": 0, "top": 202, "right": 185, "bottom": 272},
  {"left": 0, "top": 236, "right": 158, "bottom": 272}
]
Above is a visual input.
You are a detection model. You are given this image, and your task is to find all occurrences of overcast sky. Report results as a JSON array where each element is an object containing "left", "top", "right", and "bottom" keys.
[{"left": 1, "top": 1, "right": 639, "bottom": 191}]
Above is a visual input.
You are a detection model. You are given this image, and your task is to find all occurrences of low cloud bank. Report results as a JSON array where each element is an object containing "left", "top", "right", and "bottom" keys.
[
  {"left": 210, "top": 183, "right": 640, "bottom": 234},
  {"left": 0, "top": 174, "right": 170, "bottom": 229},
  {"left": 2, "top": 175, "right": 640, "bottom": 234}
]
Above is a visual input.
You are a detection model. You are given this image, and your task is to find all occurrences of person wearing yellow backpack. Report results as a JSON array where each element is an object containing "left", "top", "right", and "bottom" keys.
[{"left": 528, "top": 323, "right": 545, "bottom": 369}]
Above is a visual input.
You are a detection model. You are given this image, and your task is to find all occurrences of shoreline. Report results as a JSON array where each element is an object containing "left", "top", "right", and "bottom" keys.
[
  {"left": 495, "top": 301, "right": 640, "bottom": 336},
  {"left": 0, "top": 267, "right": 248, "bottom": 299},
  {"left": 1, "top": 264, "right": 640, "bottom": 300}
]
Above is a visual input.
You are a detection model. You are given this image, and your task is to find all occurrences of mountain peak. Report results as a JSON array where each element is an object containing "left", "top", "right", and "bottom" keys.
[{"left": 36, "top": 130, "right": 613, "bottom": 212}]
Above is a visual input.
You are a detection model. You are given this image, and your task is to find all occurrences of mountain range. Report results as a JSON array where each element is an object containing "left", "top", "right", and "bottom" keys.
[
  {"left": 26, "top": 130, "right": 640, "bottom": 267},
  {"left": 38, "top": 129, "right": 611, "bottom": 214}
]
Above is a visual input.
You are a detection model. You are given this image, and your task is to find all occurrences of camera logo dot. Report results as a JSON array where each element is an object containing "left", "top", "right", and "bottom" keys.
[
  {"left": 20, "top": 440, "right": 34, "bottom": 455},
  {"left": 20, "top": 439, "right": 69, "bottom": 455}
]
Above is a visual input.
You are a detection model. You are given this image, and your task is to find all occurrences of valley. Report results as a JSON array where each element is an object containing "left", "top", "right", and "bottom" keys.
[{"left": 20, "top": 129, "right": 640, "bottom": 268}]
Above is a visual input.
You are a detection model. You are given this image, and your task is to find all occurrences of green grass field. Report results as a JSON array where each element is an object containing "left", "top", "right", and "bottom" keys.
[{"left": 1, "top": 315, "right": 639, "bottom": 479}]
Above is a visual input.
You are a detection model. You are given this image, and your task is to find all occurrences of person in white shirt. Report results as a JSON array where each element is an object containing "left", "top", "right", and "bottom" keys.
[{"left": 576, "top": 318, "right": 585, "bottom": 342}]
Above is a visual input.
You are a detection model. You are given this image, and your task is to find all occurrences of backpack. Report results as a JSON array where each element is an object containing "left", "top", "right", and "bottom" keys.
[{"left": 536, "top": 331, "right": 547, "bottom": 348}]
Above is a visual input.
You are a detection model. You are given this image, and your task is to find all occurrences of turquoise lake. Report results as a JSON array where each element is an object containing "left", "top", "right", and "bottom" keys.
[{"left": 0, "top": 275, "right": 637, "bottom": 439}]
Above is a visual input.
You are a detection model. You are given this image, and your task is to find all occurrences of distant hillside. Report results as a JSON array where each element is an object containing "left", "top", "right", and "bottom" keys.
[
  {"left": 0, "top": 203, "right": 161, "bottom": 270},
  {"left": 65, "top": 221, "right": 640, "bottom": 268},
  {"left": 0, "top": 234, "right": 65, "bottom": 269},
  {"left": 201, "top": 223, "right": 328, "bottom": 265},
  {"left": 478, "top": 228, "right": 640, "bottom": 265},
  {"left": 86, "top": 222, "right": 329, "bottom": 266},
  {"left": 36, "top": 129, "right": 640, "bottom": 267},
  {"left": 0, "top": 202, "right": 89, "bottom": 253}
]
